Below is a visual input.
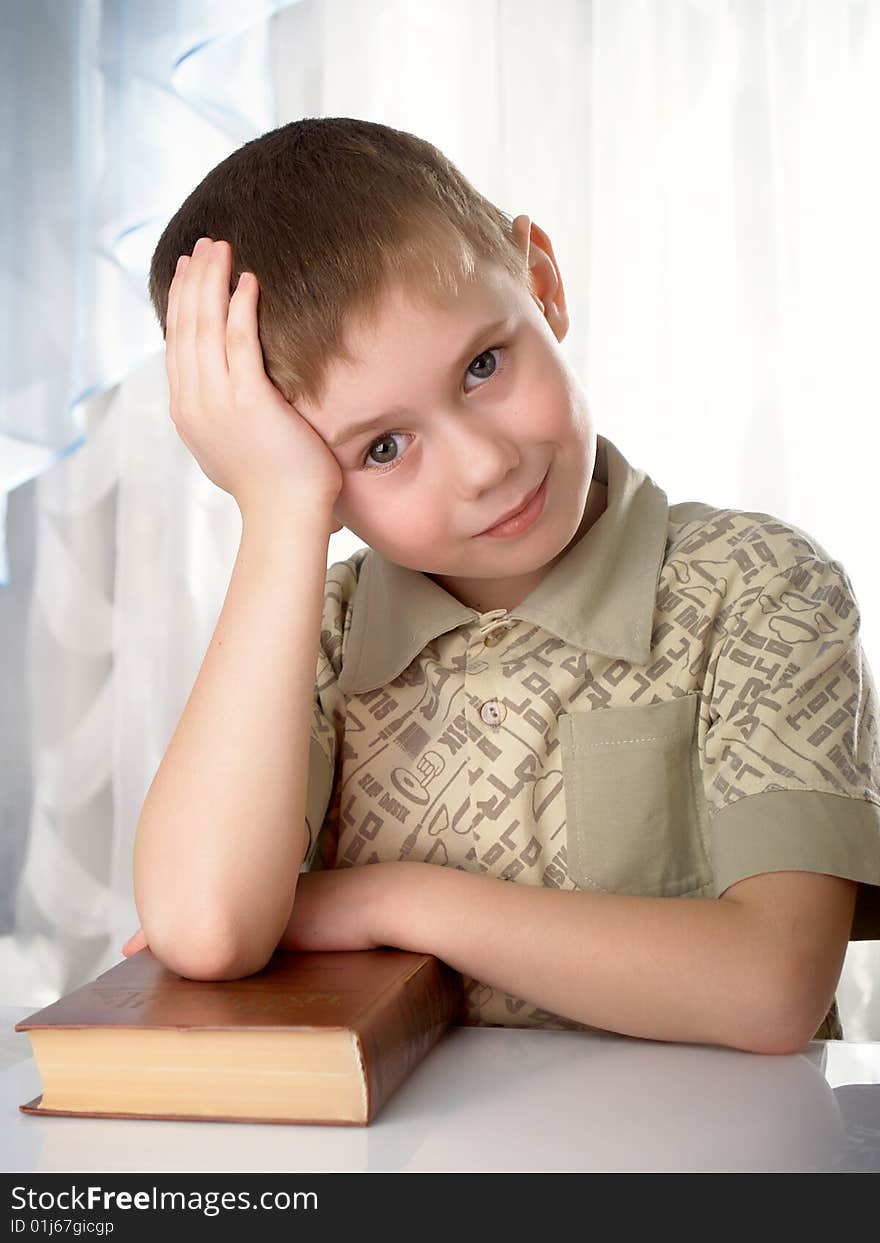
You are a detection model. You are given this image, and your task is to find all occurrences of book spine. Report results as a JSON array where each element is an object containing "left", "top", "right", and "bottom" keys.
[{"left": 356, "top": 958, "right": 464, "bottom": 1122}]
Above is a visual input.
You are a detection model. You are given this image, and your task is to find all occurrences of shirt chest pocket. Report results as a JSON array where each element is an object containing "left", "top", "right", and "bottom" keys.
[{"left": 559, "top": 693, "right": 713, "bottom": 898}]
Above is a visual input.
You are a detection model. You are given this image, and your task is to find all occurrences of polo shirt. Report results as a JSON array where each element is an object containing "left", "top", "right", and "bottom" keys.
[{"left": 300, "top": 433, "right": 880, "bottom": 1040}]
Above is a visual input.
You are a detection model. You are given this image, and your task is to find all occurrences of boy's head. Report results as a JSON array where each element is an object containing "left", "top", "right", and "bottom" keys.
[{"left": 149, "top": 117, "right": 604, "bottom": 611}]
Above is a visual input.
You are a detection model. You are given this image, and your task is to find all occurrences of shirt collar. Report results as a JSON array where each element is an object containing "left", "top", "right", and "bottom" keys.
[{"left": 336, "top": 434, "right": 669, "bottom": 696}]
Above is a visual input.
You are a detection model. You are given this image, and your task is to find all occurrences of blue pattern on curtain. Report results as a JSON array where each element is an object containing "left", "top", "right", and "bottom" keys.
[{"left": 0, "top": 0, "right": 299, "bottom": 586}]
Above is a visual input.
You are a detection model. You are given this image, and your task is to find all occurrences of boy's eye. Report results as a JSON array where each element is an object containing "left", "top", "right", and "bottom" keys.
[
  {"left": 362, "top": 432, "right": 407, "bottom": 472},
  {"left": 361, "top": 345, "right": 508, "bottom": 473},
  {"left": 464, "top": 345, "right": 504, "bottom": 387}
]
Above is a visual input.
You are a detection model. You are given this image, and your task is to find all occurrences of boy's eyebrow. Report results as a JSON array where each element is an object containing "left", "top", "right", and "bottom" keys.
[{"left": 327, "top": 315, "right": 513, "bottom": 449}]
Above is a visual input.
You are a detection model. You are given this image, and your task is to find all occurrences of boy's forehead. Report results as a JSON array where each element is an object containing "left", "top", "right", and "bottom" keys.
[{"left": 346, "top": 263, "right": 522, "bottom": 367}]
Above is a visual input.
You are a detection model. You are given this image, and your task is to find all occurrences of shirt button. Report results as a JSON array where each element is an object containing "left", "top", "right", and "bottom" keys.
[{"left": 480, "top": 699, "right": 506, "bottom": 726}]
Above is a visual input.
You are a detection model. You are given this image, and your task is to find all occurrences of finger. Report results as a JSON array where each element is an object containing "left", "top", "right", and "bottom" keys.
[
  {"left": 122, "top": 928, "right": 148, "bottom": 956},
  {"left": 174, "top": 236, "right": 216, "bottom": 426},
  {"left": 195, "top": 239, "right": 234, "bottom": 408},
  {"left": 226, "top": 270, "right": 275, "bottom": 406},
  {"left": 164, "top": 254, "right": 188, "bottom": 407}
]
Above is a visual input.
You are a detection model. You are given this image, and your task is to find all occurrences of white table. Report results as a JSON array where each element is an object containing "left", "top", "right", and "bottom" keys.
[{"left": 3, "top": 1004, "right": 879, "bottom": 1173}]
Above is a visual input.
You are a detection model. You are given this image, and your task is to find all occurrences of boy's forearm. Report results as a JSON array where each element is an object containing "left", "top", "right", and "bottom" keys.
[
  {"left": 133, "top": 501, "right": 334, "bottom": 979},
  {"left": 376, "top": 864, "right": 803, "bottom": 1054}
]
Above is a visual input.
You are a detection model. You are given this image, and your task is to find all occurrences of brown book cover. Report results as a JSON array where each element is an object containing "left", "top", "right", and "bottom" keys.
[{"left": 15, "top": 947, "right": 464, "bottom": 1126}]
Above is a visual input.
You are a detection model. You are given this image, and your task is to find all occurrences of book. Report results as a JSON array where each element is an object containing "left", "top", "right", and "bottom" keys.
[{"left": 14, "top": 947, "right": 464, "bottom": 1126}]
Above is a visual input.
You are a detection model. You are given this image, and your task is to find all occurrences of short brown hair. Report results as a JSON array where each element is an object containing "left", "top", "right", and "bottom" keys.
[{"left": 148, "top": 116, "right": 531, "bottom": 410}]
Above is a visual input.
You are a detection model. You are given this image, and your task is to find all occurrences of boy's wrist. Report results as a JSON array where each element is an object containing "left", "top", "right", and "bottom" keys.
[
  {"left": 369, "top": 860, "right": 444, "bottom": 954},
  {"left": 237, "top": 494, "right": 339, "bottom": 546}
]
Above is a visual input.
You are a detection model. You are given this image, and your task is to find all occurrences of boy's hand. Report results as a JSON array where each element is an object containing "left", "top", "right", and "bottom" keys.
[
  {"left": 121, "top": 927, "right": 149, "bottom": 957},
  {"left": 166, "top": 237, "right": 344, "bottom": 521},
  {"left": 276, "top": 866, "right": 395, "bottom": 952}
]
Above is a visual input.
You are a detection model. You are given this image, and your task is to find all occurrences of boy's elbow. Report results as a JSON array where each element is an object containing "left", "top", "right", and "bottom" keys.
[
  {"left": 727, "top": 974, "right": 822, "bottom": 1056},
  {"left": 142, "top": 923, "right": 274, "bottom": 982},
  {"left": 734, "top": 1022, "right": 811, "bottom": 1057}
]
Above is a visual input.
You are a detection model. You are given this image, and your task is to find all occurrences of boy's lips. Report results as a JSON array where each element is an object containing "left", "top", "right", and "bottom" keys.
[{"left": 476, "top": 470, "right": 548, "bottom": 536}]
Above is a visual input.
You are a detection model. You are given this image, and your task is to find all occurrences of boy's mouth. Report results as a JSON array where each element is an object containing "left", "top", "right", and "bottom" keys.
[{"left": 474, "top": 469, "right": 549, "bottom": 537}]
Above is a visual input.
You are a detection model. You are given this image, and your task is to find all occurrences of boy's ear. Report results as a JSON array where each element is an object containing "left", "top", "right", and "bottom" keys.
[{"left": 511, "top": 214, "right": 569, "bottom": 343}]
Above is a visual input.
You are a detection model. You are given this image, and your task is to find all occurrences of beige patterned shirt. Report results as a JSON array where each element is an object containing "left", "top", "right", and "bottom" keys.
[{"left": 301, "top": 434, "right": 880, "bottom": 1040}]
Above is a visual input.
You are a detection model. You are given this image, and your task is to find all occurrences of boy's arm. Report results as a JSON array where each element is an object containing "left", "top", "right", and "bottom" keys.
[
  {"left": 133, "top": 238, "right": 345, "bottom": 982},
  {"left": 374, "top": 864, "right": 857, "bottom": 1053},
  {"left": 133, "top": 503, "right": 335, "bottom": 980}
]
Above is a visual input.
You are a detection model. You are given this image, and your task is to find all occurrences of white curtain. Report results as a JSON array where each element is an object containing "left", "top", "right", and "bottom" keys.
[
  {"left": 2, "top": 0, "right": 878, "bottom": 1035},
  {"left": 0, "top": 0, "right": 297, "bottom": 1005}
]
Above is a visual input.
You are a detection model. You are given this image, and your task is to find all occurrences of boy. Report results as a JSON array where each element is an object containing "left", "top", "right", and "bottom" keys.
[{"left": 125, "top": 118, "right": 880, "bottom": 1053}]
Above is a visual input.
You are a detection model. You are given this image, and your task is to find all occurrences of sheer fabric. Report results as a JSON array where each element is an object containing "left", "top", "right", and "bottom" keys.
[{"left": 1, "top": 0, "right": 295, "bottom": 1004}]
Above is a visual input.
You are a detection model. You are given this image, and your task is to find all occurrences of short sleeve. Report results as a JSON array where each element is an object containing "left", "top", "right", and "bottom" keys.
[
  {"left": 302, "top": 700, "right": 336, "bottom": 870},
  {"left": 298, "top": 552, "right": 364, "bottom": 872},
  {"left": 702, "top": 554, "right": 880, "bottom": 938}
]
